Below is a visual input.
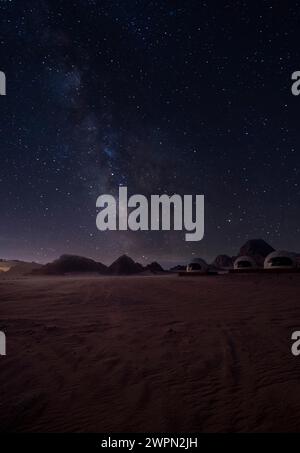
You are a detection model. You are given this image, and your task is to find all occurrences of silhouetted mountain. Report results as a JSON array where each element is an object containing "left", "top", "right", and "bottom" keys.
[
  {"left": 238, "top": 239, "right": 274, "bottom": 266},
  {"left": 108, "top": 255, "right": 144, "bottom": 275},
  {"left": 213, "top": 255, "right": 234, "bottom": 269},
  {"left": 146, "top": 262, "right": 164, "bottom": 273},
  {"left": 0, "top": 260, "right": 42, "bottom": 275},
  {"left": 7, "top": 262, "right": 43, "bottom": 275},
  {"left": 33, "top": 255, "right": 107, "bottom": 275}
]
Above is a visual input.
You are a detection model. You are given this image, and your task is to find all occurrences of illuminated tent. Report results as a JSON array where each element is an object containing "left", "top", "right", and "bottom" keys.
[
  {"left": 234, "top": 256, "right": 257, "bottom": 270},
  {"left": 186, "top": 258, "right": 209, "bottom": 273},
  {"left": 264, "top": 251, "right": 297, "bottom": 269}
]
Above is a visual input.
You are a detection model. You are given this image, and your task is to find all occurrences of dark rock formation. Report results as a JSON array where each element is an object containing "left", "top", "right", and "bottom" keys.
[
  {"left": 108, "top": 255, "right": 144, "bottom": 275},
  {"left": 213, "top": 255, "right": 234, "bottom": 269},
  {"left": 238, "top": 239, "right": 274, "bottom": 266},
  {"left": 170, "top": 265, "right": 186, "bottom": 272},
  {"left": 33, "top": 255, "right": 107, "bottom": 275},
  {"left": 146, "top": 262, "right": 164, "bottom": 273}
]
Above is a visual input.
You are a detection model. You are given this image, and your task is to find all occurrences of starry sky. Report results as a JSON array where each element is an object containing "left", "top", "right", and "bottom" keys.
[{"left": 1, "top": 0, "right": 300, "bottom": 267}]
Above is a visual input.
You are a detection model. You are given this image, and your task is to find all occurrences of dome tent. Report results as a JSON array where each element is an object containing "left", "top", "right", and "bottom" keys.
[
  {"left": 186, "top": 258, "right": 209, "bottom": 273},
  {"left": 234, "top": 256, "right": 257, "bottom": 270},
  {"left": 264, "top": 251, "right": 297, "bottom": 270}
]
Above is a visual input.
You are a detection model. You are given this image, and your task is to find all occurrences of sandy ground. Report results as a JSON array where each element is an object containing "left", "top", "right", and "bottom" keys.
[{"left": 1, "top": 273, "right": 300, "bottom": 432}]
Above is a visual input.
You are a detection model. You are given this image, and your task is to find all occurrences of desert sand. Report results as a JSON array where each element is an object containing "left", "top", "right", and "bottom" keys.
[{"left": 1, "top": 273, "right": 300, "bottom": 432}]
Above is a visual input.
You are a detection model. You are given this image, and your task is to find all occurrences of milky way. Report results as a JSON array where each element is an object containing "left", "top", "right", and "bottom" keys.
[{"left": 0, "top": 0, "right": 300, "bottom": 267}]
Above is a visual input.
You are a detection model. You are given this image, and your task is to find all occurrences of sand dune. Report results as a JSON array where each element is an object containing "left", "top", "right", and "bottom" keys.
[{"left": 1, "top": 274, "right": 300, "bottom": 432}]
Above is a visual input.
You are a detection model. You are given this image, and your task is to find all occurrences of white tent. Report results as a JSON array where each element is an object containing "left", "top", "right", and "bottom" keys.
[
  {"left": 264, "top": 251, "right": 297, "bottom": 269},
  {"left": 186, "top": 258, "right": 209, "bottom": 273},
  {"left": 234, "top": 256, "right": 257, "bottom": 270}
]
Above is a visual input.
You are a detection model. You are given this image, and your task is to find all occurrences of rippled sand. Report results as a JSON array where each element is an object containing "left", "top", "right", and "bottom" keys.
[{"left": 1, "top": 273, "right": 300, "bottom": 432}]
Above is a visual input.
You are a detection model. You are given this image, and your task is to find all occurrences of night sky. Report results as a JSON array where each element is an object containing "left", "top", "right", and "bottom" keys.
[{"left": 1, "top": 0, "right": 300, "bottom": 267}]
